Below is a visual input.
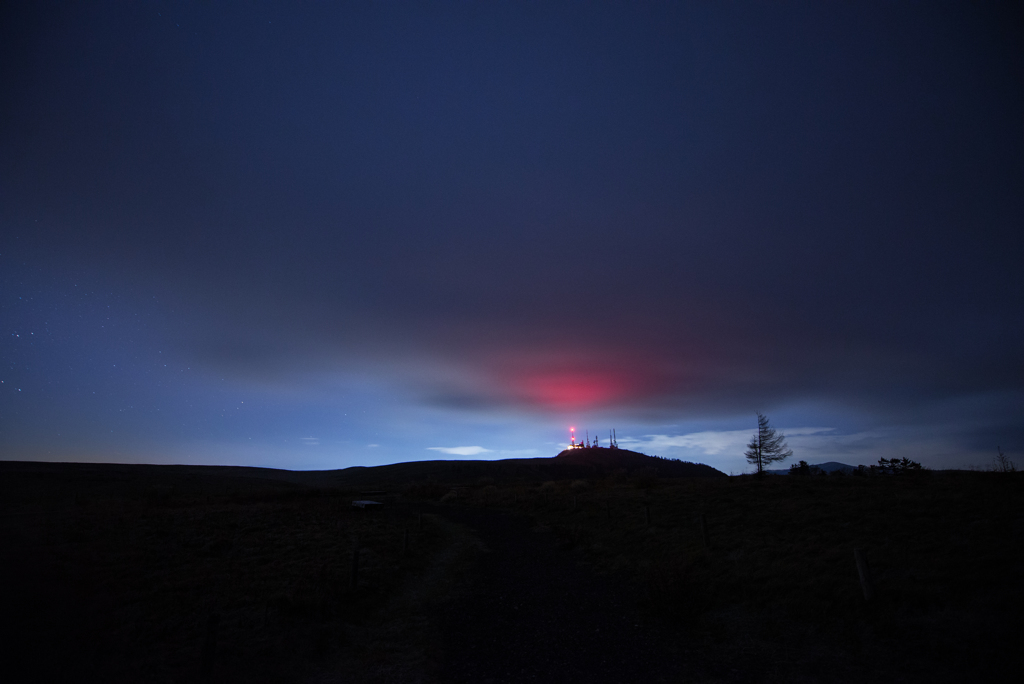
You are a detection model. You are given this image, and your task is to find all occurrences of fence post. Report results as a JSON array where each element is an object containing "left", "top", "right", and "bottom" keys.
[
  {"left": 403, "top": 527, "right": 409, "bottom": 556},
  {"left": 699, "top": 514, "right": 710, "bottom": 550},
  {"left": 854, "top": 548, "right": 874, "bottom": 601},
  {"left": 645, "top": 505, "right": 651, "bottom": 527},
  {"left": 418, "top": 513, "right": 423, "bottom": 531}
]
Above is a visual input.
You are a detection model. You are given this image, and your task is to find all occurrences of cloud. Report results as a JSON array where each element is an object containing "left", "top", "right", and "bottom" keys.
[
  {"left": 300, "top": 437, "right": 320, "bottom": 446},
  {"left": 367, "top": 443, "right": 380, "bottom": 448},
  {"left": 427, "top": 446, "right": 493, "bottom": 456},
  {"left": 619, "top": 427, "right": 835, "bottom": 456}
]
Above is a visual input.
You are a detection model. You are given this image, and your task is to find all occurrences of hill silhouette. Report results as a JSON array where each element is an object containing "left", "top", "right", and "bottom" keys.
[
  {"left": 765, "top": 460, "right": 857, "bottom": 475},
  {"left": 554, "top": 446, "right": 724, "bottom": 477},
  {"left": 0, "top": 447, "right": 725, "bottom": 494},
  {"left": 319, "top": 446, "right": 725, "bottom": 489}
]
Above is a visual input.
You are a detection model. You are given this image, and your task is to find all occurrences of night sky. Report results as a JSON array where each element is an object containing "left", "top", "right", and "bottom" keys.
[{"left": 2, "top": 2, "right": 1021, "bottom": 474}]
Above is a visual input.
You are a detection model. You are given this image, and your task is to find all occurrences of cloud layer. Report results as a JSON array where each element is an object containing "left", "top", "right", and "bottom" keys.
[
  {"left": 427, "top": 446, "right": 494, "bottom": 457},
  {"left": 0, "top": 2, "right": 1020, "bottom": 469}
]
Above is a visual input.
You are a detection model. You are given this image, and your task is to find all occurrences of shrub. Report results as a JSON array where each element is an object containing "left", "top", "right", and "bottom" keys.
[
  {"left": 790, "top": 460, "right": 824, "bottom": 476},
  {"left": 871, "top": 457, "right": 924, "bottom": 475},
  {"left": 993, "top": 447, "right": 1017, "bottom": 473}
]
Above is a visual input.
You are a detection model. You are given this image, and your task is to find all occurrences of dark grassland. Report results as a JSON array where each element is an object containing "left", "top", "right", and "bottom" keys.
[
  {"left": 0, "top": 462, "right": 465, "bottom": 683},
  {"left": 2, "top": 460, "right": 1021, "bottom": 683},
  {"left": 477, "top": 471, "right": 1023, "bottom": 682}
]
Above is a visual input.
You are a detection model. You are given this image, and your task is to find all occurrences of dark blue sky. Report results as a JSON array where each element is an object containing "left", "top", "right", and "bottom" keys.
[{"left": 2, "top": 1, "right": 1021, "bottom": 473}]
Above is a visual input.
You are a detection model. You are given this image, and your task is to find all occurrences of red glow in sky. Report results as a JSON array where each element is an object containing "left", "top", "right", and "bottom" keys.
[{"left": 510, "top": 372, "right": 635, "bottom": 410}]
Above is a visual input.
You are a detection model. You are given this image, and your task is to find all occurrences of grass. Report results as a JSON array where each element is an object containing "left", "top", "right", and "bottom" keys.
[
  {"left": 4, "top": 460, "right": 1020, "bottom": 682},
  {"left": 0, "top": 463, "right": 465, "bottom": 683},
  {"left": 436, "top": 470, "right": 1024, "bottom": 682}
]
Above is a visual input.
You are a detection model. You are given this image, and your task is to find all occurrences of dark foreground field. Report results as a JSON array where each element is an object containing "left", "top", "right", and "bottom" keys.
[{"left": 1, "top": 459, "right": 1021, "bottom": 683}]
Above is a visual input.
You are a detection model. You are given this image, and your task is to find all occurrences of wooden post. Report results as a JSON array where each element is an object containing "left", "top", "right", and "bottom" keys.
[
  {"left": 403, "top": 527, "right": 409, "bottom": 556},
  {"left": 418, "top": 513, "right": 423, "bottom": 531},
  {"left": 573, "top": 495, "right": 577, "bottom": 511},
  {"left": 606, "top": 503, "right": 611, "bottom": 520},
  {"left": 854, "top": 548, "right": 874, "bottom": 601},
  {"left": 645, "top": 505, "right": 651, "bottom": 527},
  {"left": 351, "top": 536, "right": 360, "bottom": 590},
  {"left": 699, "top": 514, "right": 710, "bottom": 550}
]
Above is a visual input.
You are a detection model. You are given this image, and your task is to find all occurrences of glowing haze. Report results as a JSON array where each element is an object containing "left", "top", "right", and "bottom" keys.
[{"left": 1, "top": 2, "right": 1021, "bottom": 473}]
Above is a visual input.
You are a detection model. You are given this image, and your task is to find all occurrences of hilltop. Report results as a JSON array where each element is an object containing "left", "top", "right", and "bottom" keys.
[
  {"left": 327, "top": 445, "right": 724, "bottom": 488},
  {"left": 298, "top": 446, "right": 725, "bottom": 489},
  {"left": 555, "top": 445, "right": 725, "bottom": 478}
]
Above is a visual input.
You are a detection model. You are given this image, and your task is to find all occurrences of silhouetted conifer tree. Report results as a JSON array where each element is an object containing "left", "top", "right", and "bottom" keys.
[{"left": 745, "top": 412, "right": 793, "bottom": 475}]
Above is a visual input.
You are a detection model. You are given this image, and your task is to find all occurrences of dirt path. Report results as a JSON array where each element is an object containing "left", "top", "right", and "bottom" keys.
[{"left": 426, "top": 505, "right": 702, "bottom": 684}]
